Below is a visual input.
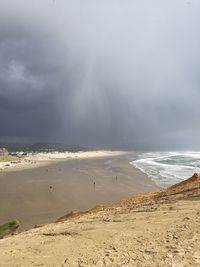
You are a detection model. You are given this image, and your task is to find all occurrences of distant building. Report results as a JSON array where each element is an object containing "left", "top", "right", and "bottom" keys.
[{"left": 0, "top": 148, "right": 9, "bottom": 156}]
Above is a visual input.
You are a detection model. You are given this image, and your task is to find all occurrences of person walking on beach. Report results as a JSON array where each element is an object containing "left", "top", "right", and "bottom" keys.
[{"left": 93, "top": 181, "right": 96, "bottom": 190}]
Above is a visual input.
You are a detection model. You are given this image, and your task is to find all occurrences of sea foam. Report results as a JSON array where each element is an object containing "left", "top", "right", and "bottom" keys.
[{"left": 131, "top": 151, "right": 200, "bottom": 187}]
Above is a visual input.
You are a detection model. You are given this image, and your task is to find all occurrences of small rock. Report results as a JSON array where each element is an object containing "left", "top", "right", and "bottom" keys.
[{"left": 96, "top": 260, "right": 104, "bottom": 267}]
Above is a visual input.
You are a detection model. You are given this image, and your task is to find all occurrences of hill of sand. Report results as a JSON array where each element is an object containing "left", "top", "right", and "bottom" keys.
[{"left": 0, "top": 174, "right": 200, "bottom": 266}]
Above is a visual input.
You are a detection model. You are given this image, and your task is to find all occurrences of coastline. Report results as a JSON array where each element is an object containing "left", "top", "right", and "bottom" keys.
[{"left": 0, "top": 152, "right": 158, "bottom": 230}]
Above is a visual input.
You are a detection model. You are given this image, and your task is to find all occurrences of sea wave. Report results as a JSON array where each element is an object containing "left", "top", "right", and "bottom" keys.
[{"left": 131, "top": 151, "right": 200, "bottom": 187}]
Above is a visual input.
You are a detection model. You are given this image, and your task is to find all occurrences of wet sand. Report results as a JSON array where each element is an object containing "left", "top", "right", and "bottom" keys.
[{"left": 0, "top": 153, "right": 158, "bottom": 230}]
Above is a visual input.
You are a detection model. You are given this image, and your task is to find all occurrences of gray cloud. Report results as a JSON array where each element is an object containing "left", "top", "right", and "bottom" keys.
[{"left": 0, "top": 0, "right": 200, "bottom": 149}]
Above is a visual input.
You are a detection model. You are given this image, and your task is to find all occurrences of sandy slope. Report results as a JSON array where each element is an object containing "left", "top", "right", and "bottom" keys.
[{"left": 0, "top": 174, "right": 200, "bottom": 266}]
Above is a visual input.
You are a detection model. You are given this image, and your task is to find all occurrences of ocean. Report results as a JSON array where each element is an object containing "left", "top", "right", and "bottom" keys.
[{"left": 131, "top": 151, "right": 200, "bottom": 187}]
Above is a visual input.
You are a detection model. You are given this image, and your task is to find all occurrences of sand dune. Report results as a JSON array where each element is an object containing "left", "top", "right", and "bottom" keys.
[{"left": 0, "top": 174, "right": 200, "bottom": 266}]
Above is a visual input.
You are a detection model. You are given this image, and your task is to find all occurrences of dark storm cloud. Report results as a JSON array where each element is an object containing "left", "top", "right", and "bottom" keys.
[{"left": 0, "top": 0, "right": 200, "bottom": 149}]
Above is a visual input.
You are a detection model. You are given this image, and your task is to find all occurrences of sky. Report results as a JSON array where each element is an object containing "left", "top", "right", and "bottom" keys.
[{"left": 0, "top": 0, "right": 200, "bottom": 149}]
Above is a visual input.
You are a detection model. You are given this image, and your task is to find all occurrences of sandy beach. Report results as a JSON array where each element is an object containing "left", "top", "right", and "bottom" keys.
[
  {"left": 0, "top": 151, "right": 158, "bottom": 230},
  {"left": 0, "top": 151, "right": 128, "bottom": 173}
]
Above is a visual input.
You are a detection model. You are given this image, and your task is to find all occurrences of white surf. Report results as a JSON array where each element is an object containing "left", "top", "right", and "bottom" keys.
[{"left": 131, "top": 151, "right": 200, "bottom": 187}]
